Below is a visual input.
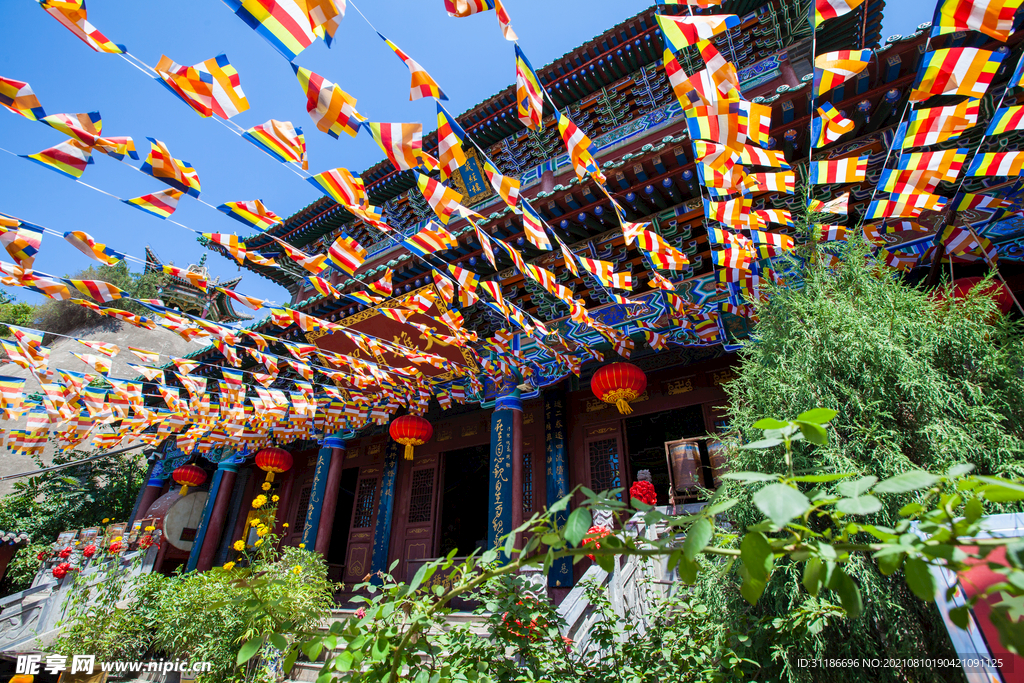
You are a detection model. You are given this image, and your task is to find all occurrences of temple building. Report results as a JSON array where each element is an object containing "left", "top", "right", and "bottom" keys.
[
  {"left": 144, "top": 247, "right": 252, "bottom": 324},
  {"left": 123, "top": 2, "right": 1024, "bottom": 600}
]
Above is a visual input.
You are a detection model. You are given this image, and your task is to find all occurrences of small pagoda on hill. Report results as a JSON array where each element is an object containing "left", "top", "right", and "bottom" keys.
[{"left": 144, "top": 247, "right": 251, "bottom": 324}]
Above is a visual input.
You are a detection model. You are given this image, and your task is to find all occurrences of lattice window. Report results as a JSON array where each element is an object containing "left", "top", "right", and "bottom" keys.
[
  {"left": 408, "top": 469, "right": 435, "bottom": 524},
  {"left": 588, "top": 438, "right": 621, "bottom": 497},
  {"left": 293, "top": 485, "right": 312, "bottom": 529},
  {"left": 352, "top": 478, "right": 378, "bottom": 529},
  {"left": 522, "top": 451, "right": 534, "bottom": 517}
]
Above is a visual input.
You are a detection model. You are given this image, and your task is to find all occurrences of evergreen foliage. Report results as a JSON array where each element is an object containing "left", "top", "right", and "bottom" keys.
[{"left": 702, "top": 240, "right": 1024, "bottom": 682}]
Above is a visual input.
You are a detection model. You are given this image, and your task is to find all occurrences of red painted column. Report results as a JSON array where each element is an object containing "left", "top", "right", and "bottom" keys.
[
  {"left": 196, "top": 461, "right": 239, "bottom": 571},
  {"left": 541, "top": 169, "right": 555, "bottom": 193},
  {"left": 314, "top": 440, "right": 346, "bottom": 555}
]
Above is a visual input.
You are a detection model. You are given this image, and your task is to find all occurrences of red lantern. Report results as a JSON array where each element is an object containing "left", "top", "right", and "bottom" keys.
[
  {"left": 389, "top": 415, "right": 433, "bottom": 461},
  {"left": 173, "top": 464, "right": 206, "bottom": 496},
  {"left": 255, "top": 447, "right": 293, "bottom": 483},
  {"left": 949, "top": 277, "right": 1015, "bottom": 315},
  {"left": 591, "top": 362, "right": 647, "bottom": 415}
]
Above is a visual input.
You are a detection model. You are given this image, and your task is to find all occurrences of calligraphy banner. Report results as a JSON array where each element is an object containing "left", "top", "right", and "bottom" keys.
[
  {"left": 544, "top": 392, "right": 573, "bottom": 587},
  {"left": 370, "top": 441, "right": 399, "bottom": 578},
  {"left": 487, "top": 409, "right": 514, "bottom": 561},
  {"left": 302, "top": 445, "right": 332, "bottom": 548}
]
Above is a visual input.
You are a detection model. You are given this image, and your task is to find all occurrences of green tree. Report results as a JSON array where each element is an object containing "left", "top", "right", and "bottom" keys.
[
  {"left": 699, "top": 238, "right": 1024, "bottom": 681},
  {"left": 32, "top": 261, "right": 167, "bottom": 340},
  {"left": 0, "top": 298, "right": 37, "bottom": 337},
  {"left": 0, "top": 446, "right": 145, "bottom": 595}
]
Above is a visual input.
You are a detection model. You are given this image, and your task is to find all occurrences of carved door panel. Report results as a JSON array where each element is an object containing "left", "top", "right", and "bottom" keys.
[
  {"left": 583, "top": 425, "right": 626, "bottom": 504},
  {"left": 343, "top": 466, "right": 383, "bottom": 583},
  {"left": 399, "top": 458, "right": 441, "bottom": 581}
]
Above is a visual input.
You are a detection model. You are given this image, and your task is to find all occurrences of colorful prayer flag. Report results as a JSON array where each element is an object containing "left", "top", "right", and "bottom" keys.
[
  {"left": 811, "top": 103, "right": 854, "bottom": 147},
  {"left": 967, "top": 151, "right": 1024, "bottom": 177},
  {"left": 327, "top": 234, "right": 366, "bottom": 275},
  {"left": 141, "top": 138, "right": 201, "bottom": 197},
  {"left": 223, "top": 0, "right": 316, "bottom": 60},
  {"left": 369, "top": 268, "right": 393, "bottom": 296},
  {"left": 204, "top": 233, "right": 247, "bottom": 265},
  {"left": 901, "top": 99, "right": 978, "bottom": 148},
  {"left": 897, "top": 148, "right": 968, "bottom": 182},
  {"left": 293, "top": 65, "right": 365, "bottom": 139},
  {"left": 808, "top": 193, "right": 850, "bottom": 214},
  {"left": 813, "top": 0, "right": 866, "bottom": 25},
  {"left": 931, "top": 0, "right": 1024, "bottom": 41},
  {"left": 515, "top": 45, "right": 544, "bottom": 131},
  {"left": 494, "top": 0, "right": 517, "bottom": 39},
  {"left": 815, "top": 224, "right": 847, "bottom": 242},
  {"left": 483, "top": 160, "right": 520, "bottom": 210},
  {"left": 63, "top": 230, "right": 124, "bottom": 266},
  {"left": 448, "top": 264, "right": 480, "bottom": 293},
  {"left": 217, "top": 200, "right": 281, "bottom": 231},
  {"left": 307, "top": 275, "right": 340, "bottom": 298},
  {"left": 985, "top": 105, "right": 1024, "bottom": 136},
  {"left": 378, "top": 33, "right": 447, "bottom": 101},
  {"left": 521, "top": 202, "right": 551, "bottom": 251},
  {"left": 556, "top": 110, "right": 603, "bottom": 183},
  {"left": 436, "top": 102, "right": 468, "bottom": 182},
  {"left": 656, "top": 14, "right": 739, "bottom": 50},
  {"left": 416, "top": 173, "right": 464, "bottom": 224},
  {"left": 813, "top": 50, "right": 872, "bottom": 95},
  {"left": 810, "top": 156, "right": 867, "bottom": 184},
  {"left": 122, "top": 188, "right": 183, "bottom": 218},
  {"left": 39, "top": 0, "right": 125, "bottom": 53},
  {"left": 242, "top": 119, "right": 308, "bottom": 169},
  {"left": 0, "top": 76, "right": 46, "bottom": 121},
  {"left": 21, "top": 139, "right": 93, "bottom": 179},
  {"left": 155, "top": 54, "right": 249, "bottom": 119},
  {"left": 67, "top": 279, "right": 124, "bottom": 303},
  {"left": 749, "top": 171, "right": 795, "bottom": 193},
  {"left": 0, "top": 214, "right": 44, "bottom": 270},
  {"left": 218, "top": 287, "right": 265, "bottom": 311},
  {"left": 128, "top": 347, "right": 159, "bottom": 363},
  {"left": 909, "top": 48, "right": 1004, "bottom": 103},
  {"left": 405, "top": 222, "right": 458, "bottom": 257},
  {"left": 577, "top": 256, "right": 632, "bottom": 290},
  {"left": 368, "top": 122, "right": 424, "bottom": 171}
]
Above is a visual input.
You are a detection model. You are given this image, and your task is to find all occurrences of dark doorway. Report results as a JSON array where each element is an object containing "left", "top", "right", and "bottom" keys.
[
  {"left": 439, "top": 444, "right": 490, "bottom": 557},
  {"left": 624, "top": 405, "right": 707, "bottom": 505},
  {"left": 327, "top": 467, "right": 360, "bottom": 566}
]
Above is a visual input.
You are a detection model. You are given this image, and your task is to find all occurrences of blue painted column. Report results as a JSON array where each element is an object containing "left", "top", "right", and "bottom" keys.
[
  {"left": 488, "top": 377, "right": 523, "bottom": 561},
  {"left": 302, "top": 441, "right": 334, "bottom": 549},
  {"left": 314, "top": 435, "right": 347, "bottom": 555},
  {"left": 545, "top": 391, "right": 573, "bottom": 587},
  {"left": 196, "top": 458, "right": 241, "bottom": 571},
  {"left": 370, "top": 441, "right": 399, "bottom": 578},
  {"left": 186, "top": 458, "right": 230, "bottom": 572}
]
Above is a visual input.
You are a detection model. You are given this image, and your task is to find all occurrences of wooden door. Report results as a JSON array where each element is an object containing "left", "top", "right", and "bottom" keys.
[
  {"left": 581, "top": 424, "right": 627, "bottom": 502},
  {"left": 342, "top": 465, "right": 383, "bottom": 583},
  {"left": 397, "top": 457, "right": 441, "bottom": 582}
]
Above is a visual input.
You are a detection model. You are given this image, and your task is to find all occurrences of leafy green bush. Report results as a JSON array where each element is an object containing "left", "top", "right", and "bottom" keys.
[
  {"left": 53, "top": 520, "right": 334, "bottom": 683},
  {"left": 705, "top": 240, "right": 1024, "bottom": 681}
]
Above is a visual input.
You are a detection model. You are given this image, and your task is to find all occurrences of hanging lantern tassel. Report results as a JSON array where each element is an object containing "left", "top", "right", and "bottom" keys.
[
  {"left": 173, "top": 464, "right": 207, "bottom": 497},
  {"left": 389, "top": 415, "right": 434, "bottom": 461},
  {"left": 591, "top": 362, "right": 648, "bottom": 415},
  {"left": 255, "top": 447, "right": 293, "bottom": 483}
]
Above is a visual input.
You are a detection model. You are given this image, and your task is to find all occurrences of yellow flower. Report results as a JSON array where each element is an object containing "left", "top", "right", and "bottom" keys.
[
  {"left": 144, "top": 526, "right": 155, "bottom": 532},
  {"left": 113, "top": 536, "right": 123, "bottom": 542},
  {"left": 223, "top": 561, "right": 236, "bottom": 570},
  {"left": 102, "top": 518, "right": 110, "bottom": 524},
  {"left": 271, "top": 495, "right": 279, "bottom": 502},
  {"left": 298, "top": 543, "right": 305, "bottom": 549},
  {"left": 292, "top": 565, "right": 302, "bottom": 575},
  {"left": 75, "top": 541, "right": 81, "bottom": 545},
  {"left": 233, "top": 540, "right": 245, "bottom": 552},
  {"left": 252, "top": 495, "right": 267, "bottom": 509},
  {"left": 261, "top": 482, "right": 271, "bottom": 491},
  {"left": 254, "top": 539, "right": 263, "bottom": 547},
  {"left": 257, "top": 526, "right": 270, "bottom": 537},
  {"left": 282, "top": 523, "right": 289, "bottom": 528},
  {"left": 249, "top": 519, "right": 260, "bottom": 527}
]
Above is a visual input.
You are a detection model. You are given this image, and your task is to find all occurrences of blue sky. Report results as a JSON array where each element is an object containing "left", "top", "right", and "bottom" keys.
[{"left": 1, "top": 0, "right": 935, "bottom": 310}]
